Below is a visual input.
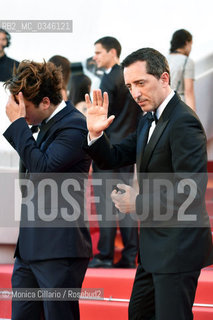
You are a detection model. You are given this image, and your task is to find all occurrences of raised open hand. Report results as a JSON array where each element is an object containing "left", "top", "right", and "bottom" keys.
[{"left": 85, "top": 89, "right": 115, "bottom": 139}]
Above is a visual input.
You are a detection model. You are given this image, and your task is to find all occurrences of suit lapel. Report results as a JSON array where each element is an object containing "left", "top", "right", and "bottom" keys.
[
  {"left": 36, "top": 101, "right": 73, "bottom": 147},
  {"left": 141, "top": 119, "right": 169, "bottom": 171},
  {"left": 140, "top": 93, "right": 180, "bottom": 171},
  {"left": 36, "top": 117, "right": 56, "bottom": 147}
]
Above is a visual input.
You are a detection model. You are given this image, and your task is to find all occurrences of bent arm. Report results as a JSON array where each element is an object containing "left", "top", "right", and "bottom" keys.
[
  {"left": 184, "top": 78, "right": 196, "bottom": 111},
  {"left": 85, "top": 131, "right": 137, "bottom": 170},
  {"left": 3, "top": 118, "right": 89, "bottom": 172}
]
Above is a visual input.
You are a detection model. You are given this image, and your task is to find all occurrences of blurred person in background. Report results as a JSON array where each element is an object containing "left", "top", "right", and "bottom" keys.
[
  {"left": 68, "top": 73, "right": 91, "bottom": 117},
  {"left": 88, "top": 36, "right": 141, "bottom": 269},
  {"left": 0, "top": 29, "right": 19, "bottom": 150},
  {"left": 0, "top": 28, "right": 19, "bottom": 82},
  {"left": 49, "top": 55, "right": 71, "bottom": 100},
  {"left": 167, "top": 29, "right": 195, "bottom": 111}
]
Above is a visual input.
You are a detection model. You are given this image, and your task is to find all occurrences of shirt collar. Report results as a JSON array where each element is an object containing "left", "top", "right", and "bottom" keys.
[
  {"left": 155, "top": 90, "right": 175, "bottom": 120},
  {"left": 0, "top": 54, "right": 7, "bottom": 61},
  {"left": 104, "top": 67, "right": 112, "bottom": 74},
  {"left": 45, "top": 100, "right": 66, "bottom": 123}
]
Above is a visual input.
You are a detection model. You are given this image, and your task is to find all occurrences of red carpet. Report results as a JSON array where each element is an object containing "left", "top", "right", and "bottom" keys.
[{"left": 0, "top": 266, "right": 213, "bottom": 319}]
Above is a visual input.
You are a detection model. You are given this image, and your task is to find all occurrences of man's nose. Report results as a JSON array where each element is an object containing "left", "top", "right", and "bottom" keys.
[{"left": 131, "top": 87, "right": 141, "bottom": 101}]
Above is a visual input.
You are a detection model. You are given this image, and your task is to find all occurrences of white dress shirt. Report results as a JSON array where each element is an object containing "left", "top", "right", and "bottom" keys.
[
  {"left": 45, "top": 100, "right": 66, "bottom": 123},
  {"left": 88, "top": 90, "right": 175, "bottom": 145},
  {"left": 148, "top": 90, "right": 175, "bottom": 142}
]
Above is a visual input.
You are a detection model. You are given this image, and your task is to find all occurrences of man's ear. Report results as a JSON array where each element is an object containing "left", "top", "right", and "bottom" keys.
[
  {"left": 40, "top": 97, "right": 51, "bottom": 110},
  {"left": 160, "top": 72, "right": 170, "bottom": 87},
  {"left": 109, "top": 48, "right": 117, "bottom": 58}
]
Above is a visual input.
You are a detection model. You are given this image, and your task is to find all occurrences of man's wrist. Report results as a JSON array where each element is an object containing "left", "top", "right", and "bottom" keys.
[
  {"left": 89, "top": 131, "right": 103, "bottom": 140},
  {"left": 9, "top": 116, "right": 25, "bottom": 123},
  {"left": 88, "top": 132, "right": 103, "bottom": 146}
]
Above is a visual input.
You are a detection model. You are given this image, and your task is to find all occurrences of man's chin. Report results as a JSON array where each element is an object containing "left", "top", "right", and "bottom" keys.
[
  {"left": 25, "top": 119, "right": 31, "bottom": 125},
  {"left": 25, "top": 119, "right": 35, "bottom": 126},
  {"left": 138, "top": 103, "right": 154, "bottom": 113},
  {"left": 137, "top": 103, "right": 148, "bottom": 112}
]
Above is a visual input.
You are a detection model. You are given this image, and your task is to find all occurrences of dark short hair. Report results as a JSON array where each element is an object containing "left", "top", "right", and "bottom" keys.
[
  {"left": 5, "top": 60, "right": 63, "bottom": 106},
  {"left": 68, "top": 74, "right": 91, "bottom": 105},
  {"left": 0, "top": 28, "right": 11, "bottom": 47},
  {"left": 122, "top": 47, "right": 170, "bottom": 80},
  {"left": 94, "top": 36, "right": 121, "bottom": 58},
  {"left": 170, "top": 29, "right": 192, "bottom": 53},
  {"left": 48, "top": 55, "right": 71, "bottom": 89}
]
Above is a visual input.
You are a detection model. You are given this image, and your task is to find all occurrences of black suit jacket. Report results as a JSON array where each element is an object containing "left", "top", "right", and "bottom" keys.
[
  {"left": 0, "top": 54, "right": 19, "bottom": 82},
  {"left": 85, "top": 93, "right": 213, "bottom": 273},
  {"left": 100, "top": 64, "right": 141, "bottom": 144},
  {"left": 4, "top": 101, "right": 92, "bottom": 261}
]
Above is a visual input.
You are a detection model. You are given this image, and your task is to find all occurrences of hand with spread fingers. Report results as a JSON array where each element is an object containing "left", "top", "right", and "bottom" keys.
[
  {"left": 85, "top": 89, "right": 115, "bottom": 140},
  {"left": 111, "top": 183, "right": 138, "bottom": 214},
  {"left": 6, "top": 92, "right": 26, "bottom": 123}
]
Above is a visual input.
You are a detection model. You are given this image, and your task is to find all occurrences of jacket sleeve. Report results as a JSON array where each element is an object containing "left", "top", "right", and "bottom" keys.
[
  {"left": 3, "top": 118, "right": 89, "bottom": 173},
  {"left": 84, "top": 130, "right": 137, "bottom": 170}
]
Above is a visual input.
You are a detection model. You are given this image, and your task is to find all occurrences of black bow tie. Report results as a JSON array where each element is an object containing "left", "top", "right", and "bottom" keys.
[
  {"left": 30, "top": 125, "right": 39, "bottom": 134},
  {"left": 146, "top": 111, "right": 158, "bottom": 125}
]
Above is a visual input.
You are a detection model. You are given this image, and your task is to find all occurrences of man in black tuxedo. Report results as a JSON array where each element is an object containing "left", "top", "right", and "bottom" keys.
[
  {"left": 84, "top": 48, "right": 213, "bottom": 319},
  {"left": 3, "top": 60, "right": 92, "bottom": 320},
  {"left": 89, "top": 36, "right": 141, "bottom": 268}
]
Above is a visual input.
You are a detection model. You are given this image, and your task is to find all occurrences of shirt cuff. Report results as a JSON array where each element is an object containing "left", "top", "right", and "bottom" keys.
[{"left": 87, "top": 132, "right": 103, "bottom": 146}]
